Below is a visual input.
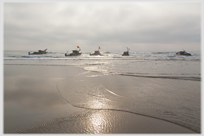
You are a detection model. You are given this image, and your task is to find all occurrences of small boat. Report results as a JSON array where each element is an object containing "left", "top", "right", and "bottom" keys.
[
  {"left": 65, "top": 50, "right": 82, "bottom": 56},
  {"left": 122, "top": 51, "right": 129, "bottom": 56},
  {"left": 176, "top": 50, "right": 191, "bottom": 56},
  {"left": 90, "top": 51, "right": 102, "bottom": 56},
  {"left": 65, "top": 46, "right": 82, "bottom": 56},
  {"left": 28, "top": 49, "right": 48, "bottom": 55},
  {"left": 90, "top": 46, "right": 102, "bottom": 56},
  {"left": 122, "top": 47, "right": 130, "bottom": 56}
]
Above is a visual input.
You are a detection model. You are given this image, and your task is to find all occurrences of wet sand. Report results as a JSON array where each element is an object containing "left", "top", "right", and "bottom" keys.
[{"left": 4, "top": 65, "right": 196, "bottom": 133}]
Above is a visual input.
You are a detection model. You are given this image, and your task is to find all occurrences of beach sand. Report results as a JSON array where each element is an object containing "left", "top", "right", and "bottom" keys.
[{"left": 4, "top": 65, "right": 196, "bottom": 133}]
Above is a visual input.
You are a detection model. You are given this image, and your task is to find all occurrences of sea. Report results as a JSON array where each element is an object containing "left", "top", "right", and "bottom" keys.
[
  {"left": 4, "top": 50, "right": 201, "bottom": 133},
  {"left": 4, "top": 50, "right": 201, "bottom": 80}
]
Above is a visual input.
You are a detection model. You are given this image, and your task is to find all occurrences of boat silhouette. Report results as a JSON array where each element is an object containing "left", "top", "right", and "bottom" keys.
[
  {"left": 176, "top": 50, "right": 191, "bottom": 56},
  {"left": 90, "top": 46, "right": 102, "bottom": 56},
  {"left": 65, "top": 46, "right": 82, "bottom": 56},
  {"left": 122, "top": 47, "right": 130, "bottom": 56},
  {"left": 28, "top": 49, "right": 48, "bottom": 55}
]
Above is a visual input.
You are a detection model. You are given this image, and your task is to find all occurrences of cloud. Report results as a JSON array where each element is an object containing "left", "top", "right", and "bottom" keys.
[{"left": 4, "top": 2, "right": 201, "bottom": 51}]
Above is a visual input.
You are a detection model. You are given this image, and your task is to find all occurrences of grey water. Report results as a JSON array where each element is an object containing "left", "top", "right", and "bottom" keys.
[
  {"left": 4, "top": 50, "right": 201, "bottom": 79},
  {"left": 4, "top": 50, "right": 201, "bottom": 133}
]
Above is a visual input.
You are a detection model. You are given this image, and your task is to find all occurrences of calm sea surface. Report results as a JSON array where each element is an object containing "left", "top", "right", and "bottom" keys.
[{"left": 4, "top": 50, "right": 201, "bottom": 133}]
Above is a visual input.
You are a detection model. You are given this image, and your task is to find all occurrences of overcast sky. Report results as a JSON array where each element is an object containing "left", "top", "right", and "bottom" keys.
[{"left": 4, "top": 1, "right": 201, "bottom": 52}]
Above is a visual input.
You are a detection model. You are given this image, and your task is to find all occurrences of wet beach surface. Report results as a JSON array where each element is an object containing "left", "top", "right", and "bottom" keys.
[{"left": 4, "top": 65, "right": 199, "bottom": 133}]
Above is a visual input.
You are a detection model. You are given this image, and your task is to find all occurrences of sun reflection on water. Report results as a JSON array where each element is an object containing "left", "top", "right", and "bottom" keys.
[
  {"left": 85, "top": 97, "right": 112, "bottom": 133},
  {"left": 86, "top": 111, "right": 108, "bottom": 134},
  {"left": 88, "top": 99, "right": 105, "bottom": 109}
]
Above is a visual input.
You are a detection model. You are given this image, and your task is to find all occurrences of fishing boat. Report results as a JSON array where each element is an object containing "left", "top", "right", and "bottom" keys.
[
  {"left": 90, "top": 46, "right": 102, "bottom": 56},
  {"left": 122, "top": 51, "right": 129, "bottom": 56},
  {"left": 90, "top": 51, "right": 102, "bottom": 56},
  {"left": 28, "top": 49, "right": 48, "bottom": 55},
  {"left": 65, "top": 46, "right": 82, "bottom": 56},
  {"left": 122, "top": 47, "right": 130, "bottom": 56},
  {"left": 176, "top": 50, "right": 191, "bottom": 56}
]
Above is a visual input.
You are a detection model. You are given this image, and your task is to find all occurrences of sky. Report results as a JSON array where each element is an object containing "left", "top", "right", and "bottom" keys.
[{"left": 3, "top": 1, "right": 201, "bottom": 52}]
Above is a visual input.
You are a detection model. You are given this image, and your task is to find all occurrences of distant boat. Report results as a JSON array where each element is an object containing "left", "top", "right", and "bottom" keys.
[
  {"left": 176, "top": 50, "right": 191, "bottom": 56},
  {"left": 122, "top": 51, "right": 129, "bottom": 56},
  {"left": 65, "top": 46, "right": 82, "bottom": 56},
  {"left": 65, "top": 50, "right": 82, "bottom": 56},
  {"left": 90, "top": 46, "right": 102, "bottom": 56},
  {"left": 90, "top": 51, "right": 102, "bottom": 56},
  {"left": 28, "top": 49, "right": 48, "bottom": 55},
  {"left": 122, "top": 47, "right": 130, "bottom": 56}
]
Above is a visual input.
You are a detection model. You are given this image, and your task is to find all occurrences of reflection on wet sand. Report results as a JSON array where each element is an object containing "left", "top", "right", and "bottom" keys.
[
  {"left": 4, "top": 65, "right": 85, "bottom": 133},
  {"left": 4, "top": 65, "right": 198, "bottom": 133},
  {"left": 87, "top": 111, "right": 107, "bottom": 134},
  {"left": 4, "top": 76, "right": 66, "bottom": 110},
  {"left": 87, "top": 99, "right": 105, "bottom": 109},
  {"left": 17, "top": 110, "right": 194, "bottom": 133}
]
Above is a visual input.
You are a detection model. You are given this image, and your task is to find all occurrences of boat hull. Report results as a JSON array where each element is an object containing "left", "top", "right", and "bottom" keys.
[
  {"left": 28, "top": 52, "right": 47, "bottom": 55},
  {"left": 65, "top": 53, "right": 82, "bottom": 56},
  {"left": 176, "top": 54, "right": 191, "bottom": 56},
  {"left": 90, "top": 51, "right": 102, "bottom": 56},
  {"left": 176, "top": 50, "right": 192, "bottom": 56},
  {"left": 122, "top": 51, "right": 129, "bottom": 56},
  {"left": 176, "top": 53, "right": 191, "bottom": 56},
  {"left": 90, "top": 54, "right": 102, "bottom": 56},
  {"left": 28, "top": 49, "right": 48, "bottom": 55}
]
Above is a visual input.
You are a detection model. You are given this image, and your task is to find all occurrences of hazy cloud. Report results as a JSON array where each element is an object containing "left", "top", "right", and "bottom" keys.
[{"left": 4, "top": 2, "right": 201, "bottom": 52}]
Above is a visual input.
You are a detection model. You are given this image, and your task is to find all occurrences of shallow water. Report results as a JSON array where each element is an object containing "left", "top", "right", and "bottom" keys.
[
  {"left": 57, "top": 71, "right": 200, "bottom": 132},
  {"left": 4, "top": 50, "right": 201, "bottom": 133}
]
